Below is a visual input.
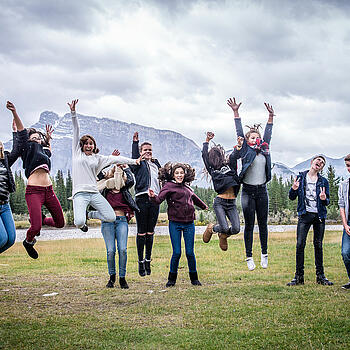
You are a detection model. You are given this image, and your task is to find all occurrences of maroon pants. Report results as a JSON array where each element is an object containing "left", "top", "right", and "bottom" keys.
[{"left": 25, "top": 185, "right": 65, "bottom": 242}]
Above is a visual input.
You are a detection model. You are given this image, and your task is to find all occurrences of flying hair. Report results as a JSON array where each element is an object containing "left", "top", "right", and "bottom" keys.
[
  {"left": 245, "top": 123, "right": 262, "bottom": 140},
  {"left": 158, "top": 161, "right": 196, "bottom": 185}
]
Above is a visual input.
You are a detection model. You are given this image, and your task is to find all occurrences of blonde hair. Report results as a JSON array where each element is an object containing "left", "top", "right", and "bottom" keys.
[{"left": 0, "top": 141, "right": 4, "bottom": 160}]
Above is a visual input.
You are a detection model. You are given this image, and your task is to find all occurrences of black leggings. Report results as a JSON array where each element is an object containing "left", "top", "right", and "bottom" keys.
[{"left": 241, "top": 184, "right": 268, "bottom": 257}]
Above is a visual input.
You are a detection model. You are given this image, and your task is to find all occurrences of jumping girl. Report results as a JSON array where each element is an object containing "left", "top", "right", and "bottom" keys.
[
  {"left": 7, "top": 101, "right": 65, "bottom": 259},
  {"left": 227, "top": 97, "right": 275, "bottom": 270},
  {"left": 68, "top": 99, "right": 140, "bottom": 232},
  {"left": 94, "top": 164, "right": 139, "bottom": 289},
  {"left": 202, "top": 131, "right": 241, "bottom": 251},
  {"left": 0, "top": 118, "right": 27, "bottom": 254},
  {"left": 148, "top": 162, "right": 208, "bottom": 287}
]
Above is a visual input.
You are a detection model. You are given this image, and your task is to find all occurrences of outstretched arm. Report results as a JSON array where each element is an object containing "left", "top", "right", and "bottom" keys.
[
  {"left": 227, "top": 97, "right": 244, "bottom": 138},
  {"left": 68, "top": 99, "right": 79, "bottom": 150},
  {"left": 44, "top": 124, "right": 54, "bottom": 151},
  {"left": 202, "top": 132, "right": 214, "bottom": 172},
  {"left": 263, "top": 102, "right": 274, "bottom": 144},
  {"left": 132, "top": 131, "right": 140, "bottom": 159},
  {"left": 6, "top": 101, "right": 24, "bottom": 131}
]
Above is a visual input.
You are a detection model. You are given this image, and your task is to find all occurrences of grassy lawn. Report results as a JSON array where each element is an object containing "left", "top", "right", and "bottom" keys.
[{"left": 0, "top": 229, "right": 349, "bottom": 350}]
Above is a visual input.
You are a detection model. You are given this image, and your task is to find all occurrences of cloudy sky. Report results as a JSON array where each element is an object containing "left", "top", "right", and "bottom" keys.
[{"left": 1, "top": 0, "right": 349, "bottom": 167}]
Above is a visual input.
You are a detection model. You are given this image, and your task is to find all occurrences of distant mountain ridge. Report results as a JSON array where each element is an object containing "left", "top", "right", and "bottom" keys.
[{"left": 4, "top": 111, "right": 348, "bottom": 186}]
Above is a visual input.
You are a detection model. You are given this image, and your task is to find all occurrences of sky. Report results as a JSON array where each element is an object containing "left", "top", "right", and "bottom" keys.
[{"left": 1, "top": 0, "right": 349, "bottom": 167}]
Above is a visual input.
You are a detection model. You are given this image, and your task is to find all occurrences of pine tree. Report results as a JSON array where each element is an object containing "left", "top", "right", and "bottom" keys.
[
  {"left": 66, "top": 170, "right": 73, "bottom": 210},
  {"left": 55, "top": 170, "right": 68, "bottom": 211}
]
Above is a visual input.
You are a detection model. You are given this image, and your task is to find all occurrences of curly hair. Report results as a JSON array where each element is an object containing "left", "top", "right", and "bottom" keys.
[
  {"left": 27, "top": 128, "right": 49, "bottom": 147},
  {"left": 158, "top": 162, "right": 196, "bottom": 185},
  {"left": 244, "top": 123, "right": 262, "bottom": 140},
  {"left": 79, "top": 134, "right": 99, "bottom": 154}
]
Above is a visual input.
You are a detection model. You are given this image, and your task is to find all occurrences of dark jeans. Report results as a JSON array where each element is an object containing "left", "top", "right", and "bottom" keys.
[
  {"left": 168, "top": 220, "right": 196, "bottom": 273},
  {"left": 295, "top": 212, "right": 325, "bottom": 276},
  {"left": 135, "top": 194, "right": 160, "bottom": 233},
  {"left": 213, "top": 197, "right": 240, "bottom": 235},
  {"left": 241, "top": 184, "right": 268, "bottom": 257},
  {"left": 341, "top": 220, "right": 350, "bottom": 280}
]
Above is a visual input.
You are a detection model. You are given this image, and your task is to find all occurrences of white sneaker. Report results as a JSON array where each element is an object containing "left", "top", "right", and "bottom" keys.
[
  {"left": 261, "top": 253, "right": 268, "bottom": 269},
  {"left": 246, "top": 257, "right": 256, "bottom": 271}
]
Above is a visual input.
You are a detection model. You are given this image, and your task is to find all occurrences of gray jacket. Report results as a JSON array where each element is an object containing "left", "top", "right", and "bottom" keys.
[{"left": 338, "top": 178, "right": 349, "bottom": 220}]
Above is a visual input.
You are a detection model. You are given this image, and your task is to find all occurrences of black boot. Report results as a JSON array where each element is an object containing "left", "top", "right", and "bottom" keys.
[
  {"left": 138, "top": 260, "right": 146, "bottom": 277},
  {"left": 316, "top": 274, "right": 334, "bottom": 286},
  {"left": 23, "top": 239, "right": 38, "bottom": 259},
  {"left": 106, "top": 274, "right": 116, "bottom": 288},
  {"left": 189, "top": 271, "right": 202, "bottom": 286},
  {"left": 144, "top": 259, "right": 151, "bottom": 275},
  {"left": 119, "top": 277, "right": 129, "bottom": 289},
  {"left": 166, "top": 272, "right": 177, "bottom": 287},
  {"left": 80, "top": 224, "right": 88, "bottom": 232},
  {"left": 286, "top": 275, "right": 304, "bottom": 286}
]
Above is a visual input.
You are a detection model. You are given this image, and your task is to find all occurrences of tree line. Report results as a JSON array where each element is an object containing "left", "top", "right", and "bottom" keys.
[{"left": 10, "top": 165, "right": 342, "bottom": 223}]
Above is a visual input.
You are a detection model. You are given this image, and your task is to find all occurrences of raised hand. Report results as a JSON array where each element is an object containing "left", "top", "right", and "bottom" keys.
[
  {"left": 67, "top": 99, "right": 79, "bottom": 113},
  {"left": 133, "top": 131, "right": 139, "bottom": 142},
  {"left": 6, "top": 101, "right": 16, "bottom": 112},
  {"left": 319, "top": 187, "right": 326, "bottom": 200},
  {"left": 45, "top": 124, "right": 54, "bottom": 140},
  {"left": 264, "top": 102, "right": 275, "bottom": 116},
  {"left": 148, "top": 188, "right": 155, "bottom": 197},
  {"left": 237, "top": 136, "right": 244, "bottom": 147},
  {"left": 135, "top": 155, "right": 143, "bottom": 165},
  {"left": 227, "top": 97, "right": 242, "bottom": 115},
  {"left": 292, "top": 177, "right": 300, "bottom": 190},
  {"left": 112, "top": 149, "right": 120, "bottom": 156},
  {"left": 206, "top": 131, "right": 214, "bottom": 142}
]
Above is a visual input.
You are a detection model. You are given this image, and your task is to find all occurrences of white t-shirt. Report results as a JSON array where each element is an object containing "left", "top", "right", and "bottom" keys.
[{"left": 305, "top": 174, "right": 318, "bottom": 213}]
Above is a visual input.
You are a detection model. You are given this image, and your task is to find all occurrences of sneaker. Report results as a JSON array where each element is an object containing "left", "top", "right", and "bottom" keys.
[
  {"left": 203, "top": 223, "right": 214, "bottom": 243},
  {"left": 144, "top": 259, "right": 151, "bottom": 275},
  {"left": 286, "top": 275, "right": 304, "bottom": 286},
  {"left": 316, "top": 275, "right": 334, "bottom": 286},
  {"left": 261, "top": 253, "right": 268, "bottom": 269},
  {"left": 218, "top": 233, "right": 228, "bottom": 251},
  {"left": 80, "top": 224, "right": 88, "bottom": 232},
  {"left": 138, "top": 260, "right": 146, "bottom": 277},
  {"left": 23, "top": 239, "right": 38, "bottom": 259},
  {"left": 246, "top": 257, "right": 256, "bottom": 271},
  {"left": 341, "top": 282, "right": 350, "bottom": 290},
  {"left": 119, "top": 277, "right": 129, "bottom": 289}
]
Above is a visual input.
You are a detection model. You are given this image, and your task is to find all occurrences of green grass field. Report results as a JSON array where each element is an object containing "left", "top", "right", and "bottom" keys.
[{"left": 0, "top": 229, "right": 349, "bottom": 350}]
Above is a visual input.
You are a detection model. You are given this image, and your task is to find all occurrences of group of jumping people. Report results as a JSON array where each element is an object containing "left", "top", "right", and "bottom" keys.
[{"left": 1, "top": 98, "right": 349, "bottom": 290}]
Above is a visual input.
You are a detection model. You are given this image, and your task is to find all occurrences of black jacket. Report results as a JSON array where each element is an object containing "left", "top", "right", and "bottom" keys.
[
  {"left": 129, "top": 140, "right": 161, "bottom": 195},
  {"left": 202, "top": 142, "right": 240, "bottom": 196},
  {"left": 99, "top": 168, "right": 139, "bottom": 213}
]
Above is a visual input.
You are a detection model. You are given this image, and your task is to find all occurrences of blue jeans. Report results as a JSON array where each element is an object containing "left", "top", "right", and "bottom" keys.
[
  {"left": 73, "top": 192, "right": 115, "bottom": 228},
  {"left": 168, "top": 221, "right": 196, "bottom": 273},
  {"left": 213, "top": 196, "right": 240, "bottom": 235},
  {"left": 101, "top": 216, "right": 128, "bottom": 277},
  {"left": 341, "top": 221, "right": 350, "bottom": 280},
  {"left": 0, "top": 203, "right": 16, "bottom": 254}
]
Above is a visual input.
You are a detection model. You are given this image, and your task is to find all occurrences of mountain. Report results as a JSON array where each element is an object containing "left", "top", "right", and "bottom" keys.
[{"left": 4, "top": 111, "right": 348, "bottom": 186}]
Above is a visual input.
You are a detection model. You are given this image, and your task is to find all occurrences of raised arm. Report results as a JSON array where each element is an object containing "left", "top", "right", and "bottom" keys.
[
  {"left": 149, "top": 185, "right": 170, "bottom": 205},
  {"left": 44, "top": 124, "right": 54, "bottom": 152},
  {"left": 263, "top": 102, "right": 274, "bottom": 144},
  {"left": 6, "top": 101, "right": 24, "bottom": 132},
  {"left": 227, "top": 97, "right": 244, "bottom": 138},
  {"left": 68, "top": 99, "right": 79, "bottom": 150},
  {"left": 202, "top": 132, "right": 214, "bottom": 172},
  {"left": 132, "top": 131, "right": 140, "bottom": 159}
]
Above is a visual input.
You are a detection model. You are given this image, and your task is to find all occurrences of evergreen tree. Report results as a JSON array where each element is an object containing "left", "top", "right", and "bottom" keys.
[
  {"left": 55, "top": 170, "right": 68, "bottom": 211},
  {"left": 66, "top": 170, "right": 73, "bottom": 210},
  {"left": 9, "top": 171, "right": 27, "bottom": 214}
]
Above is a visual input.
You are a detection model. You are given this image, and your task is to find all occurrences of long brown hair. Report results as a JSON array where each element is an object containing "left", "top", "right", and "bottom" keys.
[
  {"left": 0, "top": 141, "right": 4, "bottom": 159},
  {"left": 79, "top": 135, "right": 99, "bottom": 154},
  {"left": 158, "top": 162, "right": 195, "bottom": 185}
]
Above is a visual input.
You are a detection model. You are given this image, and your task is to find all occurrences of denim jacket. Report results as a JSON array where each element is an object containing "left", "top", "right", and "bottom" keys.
[
  {"left": 289, "top": 170, "right": 330, "bottom": 219},
  {"left": 338, "top": 178, "right": 349, "bottom": 221},
  {"left": 234, "top": 118, "right": 273, "bottom": 183}
]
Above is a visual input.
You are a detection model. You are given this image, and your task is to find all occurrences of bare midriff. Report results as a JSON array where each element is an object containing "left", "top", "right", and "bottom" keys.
[
  {"left": 27, "top": 168, "right": 52, "bottom": 186},
  {"left": 217, "top": 186, "right": 236, "bottom": 199},
  {"left": 114, "top": 209, "right": 125, "bottom": 217}
]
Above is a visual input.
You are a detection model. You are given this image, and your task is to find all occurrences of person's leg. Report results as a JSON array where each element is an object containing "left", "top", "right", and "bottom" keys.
[
  {"left": 295, "top": 213, "right": 312, "bottom": 277},
  {"left": 25, "top": 186, "right": 45, "bottom": 242},
  {"left": 168, "top": 221, "right": 182, "bottom": 273},
  {"left": 183, "top": 222, "right": 196, "bottom": 272},
  {"left": 101, "top": 220, "right": 117, "bottom": 277},
  {"left": 255, "top": 186, "right": 269, "bottom": 255},
  {"left": 341, "top": 225, "right": 350, "bottom": 281},
  {"left": 241, "top": 186, "right": 256, "bottom": 258},
  {"left": 135, "top": 195, "right": 148, "bottom": 274},
  {"left": 88, "top": 193, "right": 115, "bottom": 223},
  {"left": 115, "top": 216, "right": 128, "bottom": 278},
  {"left": 225, "top": 199, "right": 240, "bottom": 235},
  {"left": 0, "top": 204, "right": 16, "bottom": 254},
  {"left": 43, "top": 186, "right": 65, "bottom": 228},
  {"left": 213, "top": 197, "right": 230, "bottom": 234},
  {"left": 313, "top": 216, "right": 325, "bottom": 276},
  {"left": 73, "top": 192, "right": 91, "bottom": 228}
]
